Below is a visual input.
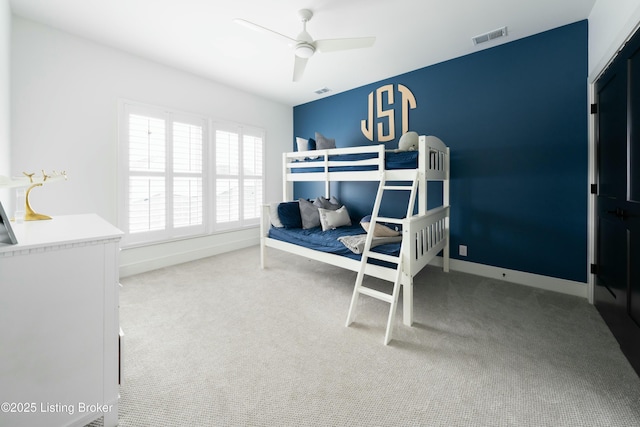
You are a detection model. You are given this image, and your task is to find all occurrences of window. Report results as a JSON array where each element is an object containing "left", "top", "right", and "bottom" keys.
[
  {"left": 120, "top": 103, "right": 206, "bottom": 245},
  {"left": 119, "top": 101, "right": 265, "bottom": 246},
  {"left": 213, "top": 125, "right": 264, "bottom": 230}
]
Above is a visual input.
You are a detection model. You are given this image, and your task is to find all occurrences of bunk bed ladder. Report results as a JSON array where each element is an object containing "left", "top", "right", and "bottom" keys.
[{"left": 346, "top": 171, "right": 419, "bottom": 345}]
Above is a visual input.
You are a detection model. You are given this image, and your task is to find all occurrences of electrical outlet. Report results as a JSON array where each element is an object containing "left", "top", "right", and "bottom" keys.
[{"left": 459, "top": 245, "right": 467, "bottom": 256}]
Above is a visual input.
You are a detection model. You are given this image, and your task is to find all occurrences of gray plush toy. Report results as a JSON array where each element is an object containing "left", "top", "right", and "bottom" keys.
[{"left": 398, "top": 131, "right": 419, "bottom": 151}]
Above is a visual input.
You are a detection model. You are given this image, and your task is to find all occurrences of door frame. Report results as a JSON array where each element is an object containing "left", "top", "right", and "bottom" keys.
[{"left": 588, "top": 16, "right": 640, "bottom": 304}]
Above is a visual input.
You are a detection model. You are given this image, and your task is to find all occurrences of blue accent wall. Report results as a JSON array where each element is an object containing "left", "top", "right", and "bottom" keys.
[{"left": 293, "top": 21, "right": 588, "bottom": 283}]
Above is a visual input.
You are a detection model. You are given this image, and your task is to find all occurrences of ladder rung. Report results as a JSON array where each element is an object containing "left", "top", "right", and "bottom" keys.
[
  {"left": 375, "top": 216, "right": 403, "bottom": 224},
  {"left": 365, "top": 252, "right": 400, "bottom": 264},
  {"left": 358, "top": 286, "right": 393, "bottom": 303},
  {"left": 383, "top": 185, "right": 413, "bottom": 191}
]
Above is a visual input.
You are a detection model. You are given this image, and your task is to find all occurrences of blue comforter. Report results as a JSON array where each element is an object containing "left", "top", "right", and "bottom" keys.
[
  {"left": 291, "top": 150, "right": 419, "bottom": 173},
  {"left": 268, "top": 224, "right": 401, "bottom": 261}
]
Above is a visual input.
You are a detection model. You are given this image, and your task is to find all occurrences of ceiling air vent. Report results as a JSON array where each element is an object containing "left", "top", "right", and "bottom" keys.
[
  {"left": 314, "top": 87, "right": 331, "bottom": 95},
  {"left": 472, "top": 26, "right": 508, "bottom": 46}
]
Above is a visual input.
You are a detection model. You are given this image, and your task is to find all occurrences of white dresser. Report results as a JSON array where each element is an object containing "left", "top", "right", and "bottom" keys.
[{"left": 0, "top": 214, "right": 123, "bottom": 427}]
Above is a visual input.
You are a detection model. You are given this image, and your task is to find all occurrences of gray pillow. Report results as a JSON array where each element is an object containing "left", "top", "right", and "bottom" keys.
[
  {"left": 315, "top": 132, "right": 336, "bottom": 150},
  {"left": 299, "top": 198, "right": 321, "bottom": 229},
  {"left": 314, "top": 196, "right": 341, "bottom": 211}
]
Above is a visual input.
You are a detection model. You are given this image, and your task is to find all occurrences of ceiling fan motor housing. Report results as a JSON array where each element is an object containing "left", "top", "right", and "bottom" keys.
[{"left": 295, "top": 42, "right": 315, "bottom": 58}]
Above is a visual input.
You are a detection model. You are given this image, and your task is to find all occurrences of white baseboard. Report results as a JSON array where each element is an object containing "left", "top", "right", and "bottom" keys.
[
  {"left": 119, "top": 236, "right": 259, "bottom": 278},
  {"left": 120, "top": 240, "right": 588, "bottom": 300},
  {"left": 431, "top": 256, "right": 588, "bottom": 299}
]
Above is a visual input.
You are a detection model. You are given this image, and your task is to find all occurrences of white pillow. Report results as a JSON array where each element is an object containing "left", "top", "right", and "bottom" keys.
[
  {"left": 296, "top": 137, "right": 309, "bottom": 152},
  {"left": 318, "top": 205, "right": 351, "bottom": 231},
  {"left": 269, "top": 203, "right": 284, "bottom": 228}
]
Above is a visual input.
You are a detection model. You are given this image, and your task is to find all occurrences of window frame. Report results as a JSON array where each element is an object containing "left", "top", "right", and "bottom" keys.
[
  {"left": 118, "top": 101, "right": 266, "bottom": 247},
  {"left": 119, "top": 101, "right": 208, "bottom": 247},
  {"left": 211, "top": 122, "right": 265, "bottom": 232}
]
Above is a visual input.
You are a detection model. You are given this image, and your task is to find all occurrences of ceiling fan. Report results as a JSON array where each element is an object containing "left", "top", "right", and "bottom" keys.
[{"left": 235, "top": 9, "right": 375, "bottom": 82}]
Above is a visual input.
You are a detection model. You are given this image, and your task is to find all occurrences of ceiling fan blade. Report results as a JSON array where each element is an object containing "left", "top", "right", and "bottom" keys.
[
  {"left": 315, "top": 37, "right": 376, "bottom": 53},
  {"left": 234, "top": 18, "right": 297, "bottom": 45},
  {"left": 293, "top": 55, "right": 308, "bottom": 82}
]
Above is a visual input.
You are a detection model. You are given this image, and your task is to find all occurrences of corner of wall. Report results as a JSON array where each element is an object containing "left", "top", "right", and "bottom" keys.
[
  {"left": 588, "top": 0, "right": 640, "bottom": 80},
  {"left": 0, "top": 0, "right": 11, "bottom": 209}
]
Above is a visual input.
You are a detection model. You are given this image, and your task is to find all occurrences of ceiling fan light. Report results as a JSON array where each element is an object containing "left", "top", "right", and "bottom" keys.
[{"left": 295, "top": 43, "right": 315, "bottom": 58}]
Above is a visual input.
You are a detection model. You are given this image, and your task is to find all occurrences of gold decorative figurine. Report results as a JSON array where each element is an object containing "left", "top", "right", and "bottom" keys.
[
  {"left": 0, "top": 170, "right": 68, "bottom": 221},
  {"left": 24, "top": 182, "right": 51, "bottom": 220}
]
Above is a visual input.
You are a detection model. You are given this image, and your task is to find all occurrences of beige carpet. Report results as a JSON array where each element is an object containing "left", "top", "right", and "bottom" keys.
[{"left": 92, "top": 245, "right": 640, "bottom": 426}]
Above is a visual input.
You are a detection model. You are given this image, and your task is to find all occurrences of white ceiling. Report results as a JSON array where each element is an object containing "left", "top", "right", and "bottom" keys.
[{"left": 9, "top": 0, "right": 596, "bottom": 107}]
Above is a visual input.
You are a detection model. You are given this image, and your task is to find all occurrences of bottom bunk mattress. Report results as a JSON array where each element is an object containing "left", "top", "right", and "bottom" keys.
[{"left": 268, "top": 224, "right": 401, "bottom": 261}]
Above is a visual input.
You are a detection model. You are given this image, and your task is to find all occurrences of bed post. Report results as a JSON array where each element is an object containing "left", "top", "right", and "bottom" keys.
[
  {"left": 418, "top": 136, "right": 427, "bottom": 215},
  {"left": 443, "top": 147, "right": 451, "bottom": 272},
  {"left": 324, "top": 151, "right": 331, "bottom": 199},
  {"left": 260, "top": 204, "right": 270, "bottom": 269},
  {"left": 402, "top": 274, "right": 413, "bottom": 326},
  {"left": 283, "top": 152, "right": 293, "bottom": 201}
]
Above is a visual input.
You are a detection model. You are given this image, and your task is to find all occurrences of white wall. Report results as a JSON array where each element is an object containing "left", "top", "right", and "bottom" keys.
[
  {"left": 0, "top": 0, "right": 10, "bottom": 208},
  {"left": 11, "top": 17, "right": 292, "bottom": 275},
  {"left": 588, "top": 0, "right": 640, "bottom": 79}
]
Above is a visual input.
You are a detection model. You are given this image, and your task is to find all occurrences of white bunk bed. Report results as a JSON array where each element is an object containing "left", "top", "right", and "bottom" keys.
[{"left": 260, "top": 135, "right": 450, "bottom": 344}]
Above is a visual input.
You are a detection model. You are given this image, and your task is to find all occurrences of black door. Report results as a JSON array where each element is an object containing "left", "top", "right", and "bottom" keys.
[{"left": 594, "top": 27, "right": 640, "bottom": 376}]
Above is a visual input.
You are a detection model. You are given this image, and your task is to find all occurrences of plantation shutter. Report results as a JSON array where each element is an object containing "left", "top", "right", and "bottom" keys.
[
  {"left": 173, "top": 121, "right": 203, "bottom": 228},
  {"left": 242, "top": 134, "right": 263, "bottom": 221},
  {"left": 215, "top": 130, "right": 240, "bottom": 224},
  {"left": 214, "top": 126, "right": 264, "bottom": 229},
  {"left": 121, "top": 103, "right": 207, "bottom": 245},
  {"left": 120, "top": 101, "right": 264, "bottom": 245},
  {"left": 128, "top": 114, "right": 166, "bottom": 233}
]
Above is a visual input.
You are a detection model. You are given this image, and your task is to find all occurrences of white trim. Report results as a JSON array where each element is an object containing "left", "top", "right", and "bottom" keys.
[
  {"left": 119, "top": 234, "right": 258, "bottom": 277},
  {"left": 430, "top": 256, "right": 588, "bottom": 299},
  {"left": 587, "top": 82, "right": 597, "bottom": 305},
  {"left": 119, "top": 238, "right": 587, "bottom": 299}
]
